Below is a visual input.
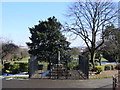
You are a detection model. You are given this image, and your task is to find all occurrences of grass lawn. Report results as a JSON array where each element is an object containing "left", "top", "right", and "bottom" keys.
[
  {"left": 0, "top": 57, "right": 30, "bottom": 74},
  {"left": 3, "top": 76, "right": 28, "bottom": 79},
  {"left": 3, "top": 57, "right": 49, "bottom": 73},
  {"left": 71, "top": 55, "right": 78, "bottom": 59},
  {"left": 101, "top": 58, "right": 108, "bottom": 62},
  {"left": 38, "top": 62, "right": 49, "bottom": 72},
  {"left": 5, "top": 57, "right": 30, "bottom": 64},
  {"left": 14, "top": 57, "right": 30, "bottom": 63},
  {"left": 0, "top": 62, "right": 2, "bottom": 74},
  {"left": 89, "top": 70, "right": 118, "bottom": 79}
]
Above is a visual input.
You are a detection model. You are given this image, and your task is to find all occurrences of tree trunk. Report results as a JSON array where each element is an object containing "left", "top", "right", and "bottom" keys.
[
  {"left": 99, "top": 60, "right": 101, "bottom": 66},
  {"left": 90, "top": 52, "right": 95, "bottom": 70},
  {"left": 48, "top": 57, "right": 51, "bottom": 79},
  {"left": 1, "top": 59, "right": 4, "bottom": 65},
  {"left": 98, "top": 57, "right": 102, "bottom": 66}
]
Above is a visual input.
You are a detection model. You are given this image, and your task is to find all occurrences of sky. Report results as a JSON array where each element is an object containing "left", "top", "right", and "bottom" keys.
[
  {"left": 2, "top": 2, "right": 86, "bottom": 47},
  {"left": 1, "top": 0, "right": 120, "bottom": 47}
]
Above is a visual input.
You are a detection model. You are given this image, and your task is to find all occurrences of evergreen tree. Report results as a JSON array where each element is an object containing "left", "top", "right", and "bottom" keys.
[
  {"left": 27, "top": 16, "right": 70, "bottom": 64},
  {"left": 101, "top": 24, "right": 120, "bottom": 62}
]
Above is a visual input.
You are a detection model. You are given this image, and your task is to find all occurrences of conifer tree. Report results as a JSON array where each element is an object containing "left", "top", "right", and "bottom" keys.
[{"left": 27, "top": 16, "right": 70, "bottom": 64}]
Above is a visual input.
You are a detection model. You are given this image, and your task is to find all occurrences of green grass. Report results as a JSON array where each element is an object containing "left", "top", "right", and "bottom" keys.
[
  {"left": 71, "top": 55, "right": 78, "bottom": 58},
  {"left": 89, "top": 76, "right": 112, "bottom": 79},
  {"left": 1, "top": 57, "right": 30, "bottom": 74},
  {"left": 0, "top": 62, "right": 2, "bottom": 75},
  {"left": 3, "top": 76, "right": 28, "bottom": 79},
  {"left": 5, "top": 57, "right": 30, "bottom": 64},
  {"left": 3, "top": 57, "right": 49, "bottom": 73},
  {"left": 14, "top": 57, "right": 30, "bottom": 63},
  {"left": 101, "top": 58, "right": 108, "bottom": 62},
  {"left": 38, "top": 61, "right": 49, "bottom": 72}
]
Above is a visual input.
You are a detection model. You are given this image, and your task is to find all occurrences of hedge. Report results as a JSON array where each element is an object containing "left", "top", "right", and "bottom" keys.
[
  {"left": 4, "top": 62, "right": 28, "bottom": 74},
  {"left": 115, "top": 63, "right": 120, "bottom": 70},
  {"left": 94, "top": 66, "right": 104, "bottom": 74},
  {"left": 104, "top": 64, "right": 115, "bottom": 70}
]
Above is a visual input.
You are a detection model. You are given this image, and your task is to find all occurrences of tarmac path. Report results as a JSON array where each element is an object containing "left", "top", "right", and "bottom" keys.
[{"left": 2, "top": 78, "right": 113, "bottom": 89}]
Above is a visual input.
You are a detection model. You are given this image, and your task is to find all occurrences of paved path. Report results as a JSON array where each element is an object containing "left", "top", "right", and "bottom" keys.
[{"left": 2, "top": 78, "right": 113, "bottom": 89}]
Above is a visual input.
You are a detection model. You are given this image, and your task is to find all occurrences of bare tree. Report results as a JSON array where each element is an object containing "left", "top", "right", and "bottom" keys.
[
  {"left": 18, "top": 48, "right": 29, "bottom": 58},
  {"left": 0, "top": 41, "right": 19, "bottom": 64},
  {"left": 65, "top": 0, "right": 119, "bottom": 69}
]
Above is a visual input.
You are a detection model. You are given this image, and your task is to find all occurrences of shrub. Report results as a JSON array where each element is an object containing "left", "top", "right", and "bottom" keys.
[
  {"left": 110, "top": 65, "right": 115, "bottom": 70},
  {"left": 47, "top": 64, "right": 54, "bottom": 70},
  {"left": 5, "top": 70, "right": 10, "bottom": 73},
  {"left": 115, "top": 64, "right": 120, "bottom": 70},
  {"left": 38, "top": 64, "right": 43, "bottom": 70},
  {"left": 4, "top": 63, "right": 10, "bottom": 70},
  {"left": 14, "top": 62, "right": 20, "bottom": 64},
  {"left": 73, "top": 65, "right": 79, "bottom": 70},
  {"left": 104, "top": 65, "right": 111, "bottom": 70},
  {"left": 19, "top": 63, "right": 28, "bottom": 72},
  {"left": 3, "top": 62, "right": 28, "bottom": 74},
  {"left": 104, "top": 64, "right": 115, "bottom": 70},
  {"left": 9, "top": 64, "right": 20, "bottom": 74},
  {"left": 68, "top": 63, "right": 77, "bottom": 70},
  {"left": 95, "top": 62, "right": 99, "bottom": 66},
  {"left": 94, "top": 66, "right": 104, "bottom": 74},
  {"left": 89, "top": 63, "right": 93, "bottom": 71}
]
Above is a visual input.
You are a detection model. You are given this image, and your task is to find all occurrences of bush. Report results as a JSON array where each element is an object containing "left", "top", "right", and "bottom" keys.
[
  {"left": 9, "top": 64, "right": 20, "bottom": 74},
  {"left": 104, "top": 64, "right": 115, "bottom": 70},
  {"left": 115, "top": 64, "right": 120, "bottom": 70},
  {"left": 19, "top": 63, "right": 28, "bottom": 72},
  {"left": 38, "top": 64, "right": 43, "bottom": 70},
  {"left": 3, "top": 62, "right": 28, "bottom": 74},
  {"left": 4, "top": 63, "right": 10, "bottom": 70},
  {"left": 95, "top": 62, "right": 99, "bottom": 66},
  {"left": 110, "top": 65, "right": 115, "bottom": 70},
  {"left": 89, "top": 63, "right": 93, "bottom": 71},
  {"left": 94, "top": 66, "right": 104, "bottom": 74},
  {"left": 5, "top": 70, "right": 10, "bottom": 73},
  {"left": 73, "top": 65, "right": 79, "bottom": 70},
  {"left": 104, "top": 65, "right": 111, "bottom": 70},
  {"left": 68, "top": 63, "right": 77, "bottom": 70},
  {"left": 14, "top": 62, "right": 20, "bottom": 64}
]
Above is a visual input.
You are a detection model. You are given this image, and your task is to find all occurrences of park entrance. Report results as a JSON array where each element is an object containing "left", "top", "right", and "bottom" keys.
[{"left": 29, "top": 55, "right": 89, "bottom": 80}]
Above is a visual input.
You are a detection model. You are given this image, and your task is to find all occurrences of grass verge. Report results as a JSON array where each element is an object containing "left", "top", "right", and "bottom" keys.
[
  {"left": 2, "top": 76, "right": 28, "bottom": 79},
  {"left": 89, "top": 76, "right": 112, "bottom": 80}
]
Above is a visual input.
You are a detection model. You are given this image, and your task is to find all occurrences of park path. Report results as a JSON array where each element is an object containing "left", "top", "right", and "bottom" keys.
[{"left": 2, "top": 78, "right": 113, "bottom": 89}]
